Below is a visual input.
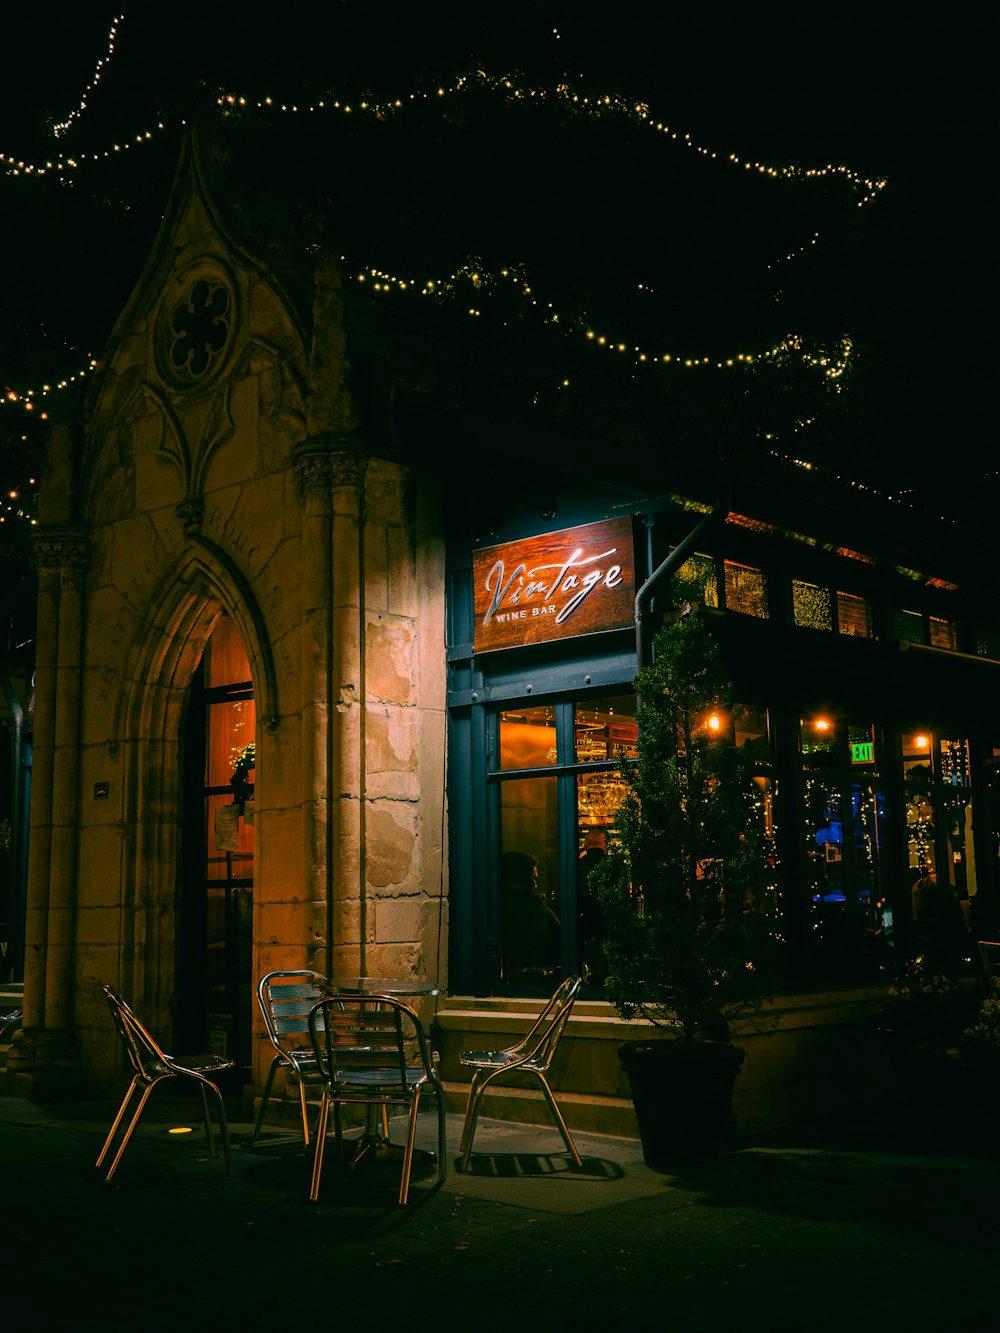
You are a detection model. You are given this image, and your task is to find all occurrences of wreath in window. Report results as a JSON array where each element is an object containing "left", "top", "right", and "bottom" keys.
[{"left": 230, "top": 741, "right": 255, "bottom": 814}]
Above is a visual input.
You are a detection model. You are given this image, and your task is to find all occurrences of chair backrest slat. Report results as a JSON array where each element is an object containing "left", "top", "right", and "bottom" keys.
[
  {"left": 258, "top": 970, "right": 327, "bottom": 1055},
  {"left": 518, "top": 976, "right": 581, "bottom": 1069},
  {"left": 103, "top": 985, "right": 174, "bottom": 1080},
  {"left": 309, "top": 993, "right": 433, "bottom": 1090}
]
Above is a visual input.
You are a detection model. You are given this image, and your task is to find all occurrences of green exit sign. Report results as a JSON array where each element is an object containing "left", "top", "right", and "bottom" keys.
[{"left": 850, "top": 740, "right": 875, "bottom": 764}]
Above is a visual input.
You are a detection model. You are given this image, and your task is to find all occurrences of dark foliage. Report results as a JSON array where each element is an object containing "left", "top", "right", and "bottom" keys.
[{"left": 592, "top": 611, "right": 779, "bottom": 1042}]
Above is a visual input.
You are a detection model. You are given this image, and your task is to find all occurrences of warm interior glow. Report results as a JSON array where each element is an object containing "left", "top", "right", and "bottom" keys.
[{"left": 813, "top": 717, "right": 831, "bottom": 732}]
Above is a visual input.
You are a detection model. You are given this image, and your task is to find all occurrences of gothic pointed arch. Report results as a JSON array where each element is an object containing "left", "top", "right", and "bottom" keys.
[
  {"left": 109, "top": 540, "right": 279, "bottom": 754},
  {"left": 109, "top": 541, "right": 277, "bottom": 1007}
]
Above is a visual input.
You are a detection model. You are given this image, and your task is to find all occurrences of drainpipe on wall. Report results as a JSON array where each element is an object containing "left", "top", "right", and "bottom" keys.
[{"left": 633, "top": 499, "right": 728, "bottom": 672}]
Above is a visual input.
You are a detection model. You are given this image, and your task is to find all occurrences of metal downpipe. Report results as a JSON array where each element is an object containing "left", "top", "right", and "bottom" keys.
[{"left": 633, "top": 499, "right": 728, "bottom": 671}]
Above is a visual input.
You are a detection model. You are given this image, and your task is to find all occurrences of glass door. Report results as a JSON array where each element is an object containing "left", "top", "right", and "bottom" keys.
[
  {"left": 179, "top": 616, "right": 255, "bottom": 1081},
  {"left": 489, "top": 695, "right": 637, "bottom": 991}
]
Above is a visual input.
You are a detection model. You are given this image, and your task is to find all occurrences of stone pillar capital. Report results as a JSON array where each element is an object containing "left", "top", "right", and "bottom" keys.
[
  {"left": 293, "top": 436, "right": 367, "bottom": 499},
  {"left": 32, "top": 525, "right": 91, "bottom": 571}
]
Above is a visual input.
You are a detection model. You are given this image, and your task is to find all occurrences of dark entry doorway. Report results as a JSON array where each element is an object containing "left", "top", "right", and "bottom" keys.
[{"left": 178, "top": 615, "right": 255, "bottom": 1084}]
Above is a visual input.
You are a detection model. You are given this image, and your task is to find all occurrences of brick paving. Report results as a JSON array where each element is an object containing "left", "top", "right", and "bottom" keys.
[{"left": 1, "top": 1095, "right": 997, "bottom": 1330}]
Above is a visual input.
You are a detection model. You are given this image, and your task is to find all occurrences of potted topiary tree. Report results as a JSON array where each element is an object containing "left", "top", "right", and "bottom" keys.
[{"left": 591, "top": 607, "right": 779, "bottom": 1168}]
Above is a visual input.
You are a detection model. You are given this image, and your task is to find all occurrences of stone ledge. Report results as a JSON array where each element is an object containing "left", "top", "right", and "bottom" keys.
[
  {"left": 436, "top": 984, "right": 898, "bottom": 1039},
  {"left": 441, "top": 1079, "right": 639, "bottom": 1139},
  {"left": 435, "top": 1005, "right": 637, "bottom": 1042}
]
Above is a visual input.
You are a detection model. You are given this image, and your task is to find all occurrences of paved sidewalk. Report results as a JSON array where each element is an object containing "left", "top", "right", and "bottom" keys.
[{"left": 1, "top": 1093, "right": 997, "bottom": 1331}]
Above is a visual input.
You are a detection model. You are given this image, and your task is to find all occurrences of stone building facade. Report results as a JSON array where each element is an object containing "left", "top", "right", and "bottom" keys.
[
  {"left": 6, "top": 131, "right": 447, "bottom": 1098},
  {"left": 8, "top": 129, "right": 1000, "bottom": 1149}
]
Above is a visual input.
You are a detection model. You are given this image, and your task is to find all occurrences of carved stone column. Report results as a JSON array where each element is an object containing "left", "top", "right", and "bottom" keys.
[
  {"left": 328, "top": 447, "right": 367, "bottom": 980},
  {"left": 299, "top": 250, "right": 367, "bottom": 979},
  {"left": 292, "top": 437, "right": 353, "bottom": 977},
  {"left": 6, "top": 526, "right": 90, "bottom": 1091}
]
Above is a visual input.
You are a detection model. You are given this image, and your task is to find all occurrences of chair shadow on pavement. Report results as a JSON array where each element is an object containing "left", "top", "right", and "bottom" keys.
[
  {"left": 239, "top": 1138, "right": 448, "bottom": 1222},
  {"left": 458, "top": 1151, "right": 622, "bottom": 1180}
]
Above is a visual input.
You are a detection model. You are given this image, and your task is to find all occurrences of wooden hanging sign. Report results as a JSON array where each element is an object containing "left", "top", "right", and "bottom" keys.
[{"left": 472, "top": 516, "right": 636, "bottom": 652}]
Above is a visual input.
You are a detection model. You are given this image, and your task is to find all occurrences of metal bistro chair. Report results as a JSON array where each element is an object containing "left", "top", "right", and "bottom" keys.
[
  {"left": 97, "top": 984, "right": 234, "bottom": 1182},
  {"left": 251, "top": 969, "right": 328, "bottom": 1146},
  {"left": 458, "top": 974, "right": 583, "bottom": 1172},
  {"left": 308, "top": 992, "right": 447, "bottom": 1205}
]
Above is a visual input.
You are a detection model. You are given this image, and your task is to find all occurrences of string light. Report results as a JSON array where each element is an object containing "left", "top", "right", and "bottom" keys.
[
  {"left": 212, "top": 70, "right": 886, "bottom": 234},
  {"left": 4, "top": 61, "right": 885, "bottom": 239},
  {"left": 1, "top": 31, "right": 901, "bottom": 526},
  {"left": 347, "top": 258, "right": 854, "bottom": 384},
  {"left": 0, "top": 124, "right": 168, "bottom": 177},
  {"left": 51, "top": 9, "right": 127, "bottom": 137},
  {"left": 0, "top": 47, "right": 875, "bottom": 404},
  {"left": 1, "top": 356, "right": 98, "bottom": 418}
]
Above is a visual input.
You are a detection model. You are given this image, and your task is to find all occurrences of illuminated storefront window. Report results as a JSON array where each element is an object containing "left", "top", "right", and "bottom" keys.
[
  {"left": 724, "top": 560, "right": 769, "bottom": 619},
  {"left": 929, "top": 617, "right": 958, "bottom": 650},
  {"left": 903, "top": 731, "right": 976, "bottom": 969},
  {"left": 499, "top": 705, "right": 556, "bottom": 769},
  {"left": 800, "top": 716, "right": 890, "bottom": 982},
  {"left": 793, "top": 580, "right": 833, "bottom": 632},
  {"left": 450, "top": 512, "right": 1000, "bottom": 1000},
  {"left": 675, "top": 551, "right": 718, "bottom": 608},
  {"left": 837, "top": 591, "right": 873, "bottom": 638},
  {"left": 792, "top": 583, "right": 873, "bottom": 638},
  {"left": 492, "top": 696, "right": 637, "bottom": 988},
  {"left": 498, "top": 776, "right": 560, "bottom": 982},
  {"left": 896, "top": 609, "right": 960, "bottom": 651}
]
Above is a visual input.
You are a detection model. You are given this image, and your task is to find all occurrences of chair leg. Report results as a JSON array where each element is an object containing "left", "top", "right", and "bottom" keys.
[
  {"left": 533, "top": 1072, "right": 582, "bottom": 1167},
  {"left": 435, "top": 1082, "right": 448, "bottom": 1187},
  {"left": 96, "top": 1078, "right": 143, "bottom": 1171},
  {"left": 101, "top": 1082, "right": 158, "bottom": 1182},
  {"left": 398, "top": 1089, "right": 422, "bottom": 1205},
  {"left": 297, "top": 1077, "right": 312, "bottom": 1146},
  {"left": 198, "top": 1083, "right": 216, "bottom": 1156},
  {"left": 249, "top": 1054, "right": 283, "bottom": 1145},
  {"left": 201, "top": 1080, "right": 234, "bottom": 1175},
  {"left": 459, "top": 1072, "right": 492, "bottom": 1172},
  {"left": 458, "top": 1071, "right": 484, "bottom": 1158},
  {"left": 309, "top": 1091, "right": 331, "bottom": 1201},
  {"left": 333, "top": 1100, "right": 345, "bottom": 1170}
]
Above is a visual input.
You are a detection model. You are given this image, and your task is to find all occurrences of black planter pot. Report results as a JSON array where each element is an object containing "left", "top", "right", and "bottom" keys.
[{"left": 619, "top": 1039, "right": 746, "bottom": 1170}]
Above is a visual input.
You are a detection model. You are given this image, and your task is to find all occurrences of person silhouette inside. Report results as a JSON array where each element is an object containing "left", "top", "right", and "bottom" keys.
[
  {"left": 500, "top": 851, "right": 558, "bottom": 978},
  {"left": 911, "top": 870, "right": 972, "bottom": 973},
  {"left": 577, "top": 829, "right": 607, "bottom": 984}
]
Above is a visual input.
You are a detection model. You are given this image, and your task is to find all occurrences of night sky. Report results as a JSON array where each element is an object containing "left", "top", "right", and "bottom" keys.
[{"left": 0, "top": 4, "right": 991, "bottom": 537}]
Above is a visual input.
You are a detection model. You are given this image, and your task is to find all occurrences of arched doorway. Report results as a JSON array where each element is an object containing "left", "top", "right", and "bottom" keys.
[{"left": 177, "top": 614, "right": 256, "bottom": 1085}]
